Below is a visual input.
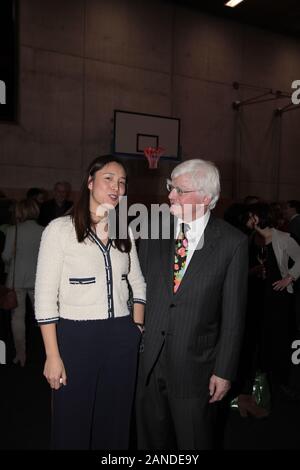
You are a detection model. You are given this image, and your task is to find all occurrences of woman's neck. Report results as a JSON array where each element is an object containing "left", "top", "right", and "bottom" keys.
[
  {"left": 256, "top": 226, "right": 273, "bottom": 242},
  {"left": 89, "top": 211, "right": 109, "bottom": 240},
  {"left": 90, "top": 209, "right": 108, "bottom": 223}
]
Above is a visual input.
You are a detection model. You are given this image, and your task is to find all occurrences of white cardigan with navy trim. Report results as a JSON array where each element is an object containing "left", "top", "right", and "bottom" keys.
[
  {"left": 271, "top": 228, "right": 300, "bottom": 293},
  {"left": 35, "top": 216, "right": 146, "bottom": 324}
]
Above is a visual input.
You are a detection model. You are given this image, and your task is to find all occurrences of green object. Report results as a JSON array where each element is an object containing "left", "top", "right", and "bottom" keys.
[
  {"left": 252, "top": 372, "right": 271, "bottom": 411},
  {"left": 230, "top": 396, "right": 239, "bottom": 409},
  {"left": 230, "top": 372, "right": 271, "bottom": 411}
]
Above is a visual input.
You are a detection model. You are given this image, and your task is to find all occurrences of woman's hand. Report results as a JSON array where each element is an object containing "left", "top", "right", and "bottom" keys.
[
  {"left": 43, "top": 355, "right": 67, "bottom": 390},
  {"left": 273, "top": 275, "right": 293, "bottom": 291}
]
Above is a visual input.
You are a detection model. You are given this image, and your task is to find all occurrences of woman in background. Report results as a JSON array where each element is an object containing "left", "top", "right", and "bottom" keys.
[
  {"left": 2, "top": 198, "right": 43, "bottom": 366},
  {"left": 245, "top": 203, "right": 300, "bottom": 389}
]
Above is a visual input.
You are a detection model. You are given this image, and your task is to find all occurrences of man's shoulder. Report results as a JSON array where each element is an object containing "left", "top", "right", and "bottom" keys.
[
  {"left": 135, "top": 211, "right": 173, "bottom": 241},
  {"left": 64, "top": 200, "right": 73, "bottom": 209},
  {"left": 40, "top": 199, "right": 55, "bottom": 209},
  {"left": 289, "top": 214, "right": 300, "bottom": 229},
  {"left": 210, "top": 216, "right": 247, "bottom": 243}
]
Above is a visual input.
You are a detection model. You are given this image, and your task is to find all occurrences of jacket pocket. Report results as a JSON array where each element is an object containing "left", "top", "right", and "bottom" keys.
[
  {"left": 196, "top": 332, "right": 218, "bottom": 350},
  {"left": 69, "top": 277, "right": 96, "bottom": 285}
]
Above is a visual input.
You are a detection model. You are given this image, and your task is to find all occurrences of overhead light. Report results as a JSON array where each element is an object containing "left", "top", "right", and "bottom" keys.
[{"left": 225, "top": 0, "right": 245, "bottom": 7}]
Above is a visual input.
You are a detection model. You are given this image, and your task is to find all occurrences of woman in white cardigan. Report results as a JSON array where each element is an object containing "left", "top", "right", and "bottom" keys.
[
  {"left": 246, "top": 202, "right": 300, "bottom": 388},
  {"left": 35, "top": 155, "right": 146, "bottom": 450}
]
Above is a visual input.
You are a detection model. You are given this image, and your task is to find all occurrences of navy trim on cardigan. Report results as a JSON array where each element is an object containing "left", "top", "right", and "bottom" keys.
[{"left": 88, "top": 231, "right": 114, "bottom": 319}]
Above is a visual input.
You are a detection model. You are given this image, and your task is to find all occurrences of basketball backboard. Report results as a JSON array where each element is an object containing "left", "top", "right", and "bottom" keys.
[{"left": 113, "top": 110, "right": 181, "bottom": 161}]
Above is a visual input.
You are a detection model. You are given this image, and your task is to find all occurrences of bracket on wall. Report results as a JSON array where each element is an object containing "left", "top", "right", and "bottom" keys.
[
  {"left": 232, "top": 82, "right": 291, "bottom": 110},
  {"left": 274, "top": 102, "right": 300, "bottom": 116}
]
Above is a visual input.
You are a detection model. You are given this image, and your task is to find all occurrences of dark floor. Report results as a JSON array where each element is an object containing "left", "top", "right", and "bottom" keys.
[{"left": 1, "top": 308, "right": 300, "bottom": 451}]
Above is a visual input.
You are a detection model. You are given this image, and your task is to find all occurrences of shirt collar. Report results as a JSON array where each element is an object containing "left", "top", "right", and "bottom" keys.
[{"left": 176, "top": 210, "right": 211, "bottom": 239}]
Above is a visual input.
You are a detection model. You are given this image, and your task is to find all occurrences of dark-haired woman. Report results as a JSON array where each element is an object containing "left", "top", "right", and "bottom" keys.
[
  {"left": 246, "top": 203, "right": 300, "bottom": 389},
  {"left": 35, "top": 156, "right": 146, "bottom": 450}
]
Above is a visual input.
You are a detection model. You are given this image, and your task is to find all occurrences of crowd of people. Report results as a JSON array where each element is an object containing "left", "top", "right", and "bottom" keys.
[
  {"left": 1, "top": 156, "right": 300, "bottom": 450},
  {"left": 224, "top": 198, "right": 300, "bottom": 418}
]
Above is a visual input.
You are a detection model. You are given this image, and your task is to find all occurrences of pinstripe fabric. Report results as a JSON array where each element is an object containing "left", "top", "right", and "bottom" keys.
[{"left": 138, "top": 215, "right": 248, "bottom": 399}]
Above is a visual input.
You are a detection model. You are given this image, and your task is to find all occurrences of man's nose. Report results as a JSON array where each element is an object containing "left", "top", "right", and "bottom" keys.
[{"left": 168, "top": 187, "right": 177, "bottom": 200}]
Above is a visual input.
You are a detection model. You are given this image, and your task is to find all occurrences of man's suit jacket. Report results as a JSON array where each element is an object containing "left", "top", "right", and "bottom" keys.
[
  {"left": 38, "top": 199, "right": 73, "bottom": 227},
  {"left": 138, "top": 214, "right": 248, "bottom": 398}
]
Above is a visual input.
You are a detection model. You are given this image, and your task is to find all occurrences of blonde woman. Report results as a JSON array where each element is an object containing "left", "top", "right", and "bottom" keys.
[{"left": 2, "top": 199, "right": 44, "bottom": 366}]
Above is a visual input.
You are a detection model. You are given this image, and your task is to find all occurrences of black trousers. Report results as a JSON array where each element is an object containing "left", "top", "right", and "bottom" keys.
[
  {"left": 136, "top": 344, "right": 217, "bottom": 450},
  {"left": 52, "top": 316, "right": 141, "bottom": 450}
]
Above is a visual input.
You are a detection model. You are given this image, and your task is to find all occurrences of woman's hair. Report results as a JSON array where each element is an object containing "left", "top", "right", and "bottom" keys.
[
  {"left": 224, "top": 203, "right": 249, "bottom": 233},
  {"left": 247, "top": 202, "right": 275, "bottom": 229},
  {"left": 71, "top": 155, "right": 131, "bottom": 253},
  {"left": 15, "top": 198, "right": 40, "bottom": 223},
  {"left": 171, "top": 159, "right": 220, "bottom": 210}
]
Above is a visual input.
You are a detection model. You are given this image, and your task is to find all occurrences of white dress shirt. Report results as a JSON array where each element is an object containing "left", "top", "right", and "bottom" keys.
[{"left": 175, "top": 210, "right": 211, "bottom": 272}]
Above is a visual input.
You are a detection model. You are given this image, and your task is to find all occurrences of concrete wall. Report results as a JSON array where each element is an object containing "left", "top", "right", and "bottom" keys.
[{"left": 0, "top": 0, "right": 300, "bottom": 206}]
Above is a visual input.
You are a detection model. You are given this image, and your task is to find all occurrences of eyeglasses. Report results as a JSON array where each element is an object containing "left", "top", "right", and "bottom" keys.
[{"left": 166, "top": 179, "right": 198, "bottom": 196}]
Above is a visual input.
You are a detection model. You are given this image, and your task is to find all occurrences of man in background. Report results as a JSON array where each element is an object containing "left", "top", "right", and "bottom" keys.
[{"left": 38, "top": 181, "right": 73, "bottom": 227}]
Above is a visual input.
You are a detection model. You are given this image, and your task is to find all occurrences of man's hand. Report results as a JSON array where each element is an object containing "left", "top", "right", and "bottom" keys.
[{"left": 208, "top": 374, "right": 231, "bottom": 403}]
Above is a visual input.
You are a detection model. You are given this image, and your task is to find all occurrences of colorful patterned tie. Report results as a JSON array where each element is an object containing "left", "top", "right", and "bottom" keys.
[{"left": 173, "top": 223, "right": 189, "bottom": 293}]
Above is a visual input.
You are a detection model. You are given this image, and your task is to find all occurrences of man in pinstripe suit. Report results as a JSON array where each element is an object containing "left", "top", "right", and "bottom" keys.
[{"left": 136, "top": 159, "right": 248, "bottom": 450}]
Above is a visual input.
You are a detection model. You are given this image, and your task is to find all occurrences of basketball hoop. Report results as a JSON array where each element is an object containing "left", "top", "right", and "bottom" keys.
[{"left": 143, "top": 146, "right": 165, "bottom": 169}]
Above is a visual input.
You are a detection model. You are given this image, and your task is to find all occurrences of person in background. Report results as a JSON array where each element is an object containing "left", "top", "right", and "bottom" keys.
[
  {"left": 282, "top": 200, "right": 300, "bottom": 398},
  {"left": 224, "top": 203, "right": 269, "bottom": 418},
  {"left": 245, "top": 203, "right": 300, "bottom": 394},
  {"left": 284, "top": 200, "right": 300, "bottom": 244},
  {"left": 26, "top": 187, "right": 48, "bottom": 208},
  {"left": 2, "top": 199, "right": 44, "bottom": 366},
  {"left": 38, "top": 181, "right": 73, "bottom": 227},
  {"left": 35, "top": 155, "right": 146, "bottom": 450},
  {"left": 243, "top": 195, "right": 261, "bottom": 206},
  {"left": 269, "top": 202, "right": 286, "bottom": 231}
]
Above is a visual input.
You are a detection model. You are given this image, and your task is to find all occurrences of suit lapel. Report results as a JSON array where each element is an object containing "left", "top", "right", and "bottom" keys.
[{"left": 159, "top": 216, "right": 176, "bottom": 295}]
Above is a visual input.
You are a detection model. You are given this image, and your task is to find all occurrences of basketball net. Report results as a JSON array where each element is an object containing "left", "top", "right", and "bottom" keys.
[{"left": 143, "top": 146, "right": 165, "bottom": 169}]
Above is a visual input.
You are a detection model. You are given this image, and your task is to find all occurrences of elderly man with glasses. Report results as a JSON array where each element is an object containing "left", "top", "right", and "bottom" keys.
[{"left": 136, "top": 158, "right": 248, "bottom": 450}]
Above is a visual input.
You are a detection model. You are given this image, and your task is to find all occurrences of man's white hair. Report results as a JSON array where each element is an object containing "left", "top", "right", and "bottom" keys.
[{"left": 171, "top": 159, "right": 220, "bottom": 210}]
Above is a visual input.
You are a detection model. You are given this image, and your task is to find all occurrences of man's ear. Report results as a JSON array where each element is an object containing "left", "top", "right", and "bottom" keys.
[
  {"left": 203, "top": 195, "right": 212, "bottom": 206},
  {"left": 88, "top": 176, "right": 93, "bottom": 191}
]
